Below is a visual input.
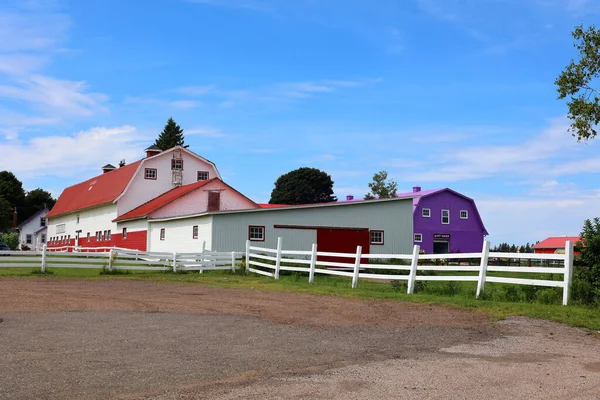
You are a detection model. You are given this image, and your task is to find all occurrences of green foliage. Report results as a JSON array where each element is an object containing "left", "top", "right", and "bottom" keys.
[
  {"left": 0, "top": 232, "right": 19, "bottom": 249},
  {"left": 364, "top": 170, "right": 397, "bottom": 200},
  {"left": 0, "top": 196, "right": 12, "bottom": 232},
  {"left": 154, "top": 117, "right": 187, "bottom": 150},
  {"left": 23, "top": 188, "right": 55, "bottom": 219},
  {"left": 555, "top": 25, "right": 600, "bottom": 141},
  {"left": 576, "top": 217, "right": 600, "bottom": 300},
  {"left": 100, "top": 267, "right": 132, "bottom": 275},
  {"left": 269, "top": 167, "right": 337, "bottom": 204}
]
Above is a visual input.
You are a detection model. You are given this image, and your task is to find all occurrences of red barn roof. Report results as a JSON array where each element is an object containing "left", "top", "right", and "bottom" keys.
[
  {"left": 533, "top": 236, "right": 581, "bottom": 249},
  {"left": 47, "top": 161, "right": 142, "bottom": 218},
  {"left": 114, "top": 179, "right": 218, "bottom": 222}
]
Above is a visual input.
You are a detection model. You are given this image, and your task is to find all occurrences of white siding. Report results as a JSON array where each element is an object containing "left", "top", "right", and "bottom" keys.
[
  {"left": 47, "top": 204, "right": 117, "bottom": 244},
  {"left": 116, "top": 219, "right": 147, "bottom": 232},
  {"left": 150, "top": 180, "right": 257, "bottom": 219},
  {"left": 148, "top": 216, "right": 213, "bottom": 252},
  {"left": 117, "top": 149, "right": 220, "bottom": 215},
  {"left": 18, "top": 211, "right": 48, "bottom": 250}
]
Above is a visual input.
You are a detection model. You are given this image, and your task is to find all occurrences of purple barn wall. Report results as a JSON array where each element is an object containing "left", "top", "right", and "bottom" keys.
[{"left": 413, "top": 191, "right": 486, "bottom": 253}]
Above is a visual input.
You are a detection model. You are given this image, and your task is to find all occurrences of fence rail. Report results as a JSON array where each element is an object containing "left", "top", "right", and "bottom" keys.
[
  {"left": 0, "top": 245, "right": 244, "bottom": 274},
  {"left": 245, "top": 239, "right": 574, "bottom": 305}
]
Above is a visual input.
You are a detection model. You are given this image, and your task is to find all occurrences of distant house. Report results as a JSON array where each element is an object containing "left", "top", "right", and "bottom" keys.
[
  {"left": 533, "top": 236, "right": 581, "bottom": 255},
  {"left": 17, "top": 208, "right": 49, "bottom": 250}
]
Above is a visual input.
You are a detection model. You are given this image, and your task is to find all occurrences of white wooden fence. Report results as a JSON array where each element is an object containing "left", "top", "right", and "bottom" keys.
[
  {"left": 0, "top": 245, "right": 244, "bottom": 273},
  {"left": 246, "top": 239, "right": 575, "bottom": 305}
]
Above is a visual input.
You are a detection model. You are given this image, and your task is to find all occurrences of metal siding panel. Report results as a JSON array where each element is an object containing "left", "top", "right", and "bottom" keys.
[{"left": 212, "top": 200, "right": 413, "bottom": 254}]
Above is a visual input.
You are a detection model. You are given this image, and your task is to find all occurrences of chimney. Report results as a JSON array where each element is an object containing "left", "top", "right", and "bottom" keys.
[
  {"left": 12, "top": 207, "right": 17, "bottom": 228},
  {"left": 412, "top": 186, "right": 421, "bottom": 193},
  {"left": 346, "top": 195, "right": 354, "bottom": 201},
  {"left": 145, "top": 145, "right": 162, "bottom": 158},
  {"left": 101, "top": 164, "right": 116, "bottom": 174}
]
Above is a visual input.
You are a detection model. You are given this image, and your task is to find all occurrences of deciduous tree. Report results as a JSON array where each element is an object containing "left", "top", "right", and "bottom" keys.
[
  {"left": 269, "top": 167, "right": 337, "bottom": 204},
  {"left": 555, "top": 25, "right": 600, "bottom": 141}
]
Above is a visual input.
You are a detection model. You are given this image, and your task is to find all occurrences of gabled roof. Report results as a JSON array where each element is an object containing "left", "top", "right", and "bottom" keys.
[
  {"left": 534, "top": 236, "right": 581, "bottom": 249},
  {"left": 17, "top": 208, "right": 49, "bottom": 229},
  {"left": 114, "top": 178, "right": 259, "bottom": 222},
  {"left": 102, "top": 164, "right": 116, "bottom": 169},
  {"left": 145, "top": 145, "right": 161, "bottom": 151},
  {"left": 47, "top": 161, "right": 142, "bottom": 218}
]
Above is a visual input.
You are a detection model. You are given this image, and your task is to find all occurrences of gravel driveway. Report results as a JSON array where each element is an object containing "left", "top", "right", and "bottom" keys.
[{"left": 0, "top": 278, "right": 598, "bottom": 399}]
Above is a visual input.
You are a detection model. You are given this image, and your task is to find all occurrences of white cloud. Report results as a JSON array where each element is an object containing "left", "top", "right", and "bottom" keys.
[
  {"left": 186, "top": 127, "right": 229, "bottom": 137},
  {"left": 0, "top": 54, "right": 48, "bottom": 76},
  {"left": 170, "top": 100, "right": 198, "bottom": 109},
  {"left": 0, "top": 11, "right": 69, "bottom": 52},
  {"left": 0, "top": 75, "right": 108, "bottom": 116},
  {"left": 0, "top": 125, "right": 145, "bottom": 178}
]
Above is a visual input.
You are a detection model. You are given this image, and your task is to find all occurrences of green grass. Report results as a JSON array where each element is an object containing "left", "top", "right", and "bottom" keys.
[{"left": 1, "top": 266, "right": 599, "bottom": 331}]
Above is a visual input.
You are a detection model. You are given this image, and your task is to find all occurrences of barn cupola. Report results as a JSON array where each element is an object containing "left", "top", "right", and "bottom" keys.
[
  {"left": 413, "top": 186, "right": 421, "bottom": 193},
  {"left": 145, "top": 145, "right": 162, "bottom": 158},
  {"left": 102, "top": 164, "right": 116, "bottom": 174}
]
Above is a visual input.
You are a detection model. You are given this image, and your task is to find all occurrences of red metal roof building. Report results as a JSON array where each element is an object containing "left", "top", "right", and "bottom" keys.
[{"left": 533, "top": 236, "right": 581, "bottom": 254}]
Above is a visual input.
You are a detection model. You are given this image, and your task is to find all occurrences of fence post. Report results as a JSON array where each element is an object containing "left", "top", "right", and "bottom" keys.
[
  {"left": 309, "top": 243, "right": 317, "bottom": 284},
  {"left": 172, "top": 252, "right": 177, "bottom": 273},
  {"left": 199, "top": 241, "right": 206, "bottom": 274},
  {"left": 274, "top": 237, "right": 282, "bottom": 280},
  {"left": 351, "top": 245, "right": 362, "bottom": 289},
  {"left": 563, "top": 240, "right": 574, "bottom": 306},
  {"left": 407, "top": 245, "right": 420, "bottom": 294},
  {"left": 108, "top": 249, "right": 114, "bottom": 271},
  {"left": 231, "top": 251, "right": 236, "bottom": 272},
  {"left": 41, "top": 244, "right": 47, "bottom": 273},
  {"left": 476, "top": 241, "right": 490, "bottom": 298},
  {"left": 245, "top": 240, "right": 250, "bottom": 274}
]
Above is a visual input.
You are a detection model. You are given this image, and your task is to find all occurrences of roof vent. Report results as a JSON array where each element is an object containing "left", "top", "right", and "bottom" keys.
[
  {"left": 102, "top": 164, "right": 116, "bottom": 174},
  {"left": 145, "top": 145, "right": 162, "bottom": 158},
  {"left": 413, "top": 186, "right": 421, "bottom": 193},
  {"left": 346, "top": 195, "right": 354, "bottom": 201}
]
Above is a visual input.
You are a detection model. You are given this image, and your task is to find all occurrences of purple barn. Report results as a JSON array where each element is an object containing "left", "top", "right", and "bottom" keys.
[{"left": 401, "top": 186, "right": 489, "bottom": 254}]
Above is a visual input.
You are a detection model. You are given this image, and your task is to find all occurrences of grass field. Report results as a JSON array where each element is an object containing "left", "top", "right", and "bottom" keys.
[{"left": 1, "top": 266, "right": 598, "bottom": 331}]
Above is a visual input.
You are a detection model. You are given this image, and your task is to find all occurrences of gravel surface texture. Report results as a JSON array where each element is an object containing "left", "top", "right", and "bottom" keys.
[{"left": 0, "top": 278, "right": 598, "bottom": 399}]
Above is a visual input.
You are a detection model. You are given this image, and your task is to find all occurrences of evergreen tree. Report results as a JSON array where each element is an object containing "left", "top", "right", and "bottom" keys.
[
  {"left": 154, "top": 117, "right": 188, "bottom": 150},
  {"left": 364, "top": 171, "right": 398, "bottom": 200}
]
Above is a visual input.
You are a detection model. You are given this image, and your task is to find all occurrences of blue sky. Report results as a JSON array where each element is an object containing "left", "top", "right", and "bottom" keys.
[{"left": 1, "top": 0, "right": 599, "bottom": 245}]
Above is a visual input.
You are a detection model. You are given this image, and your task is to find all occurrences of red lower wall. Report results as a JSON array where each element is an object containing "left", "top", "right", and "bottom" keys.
[{"left": 47, "top": 231, "right": 147, "bottom": 251}]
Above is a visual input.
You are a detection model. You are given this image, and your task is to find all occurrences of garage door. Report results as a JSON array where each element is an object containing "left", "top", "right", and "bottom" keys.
[{"left": 317, "top": 228, "right": 370, "bottom": 265}]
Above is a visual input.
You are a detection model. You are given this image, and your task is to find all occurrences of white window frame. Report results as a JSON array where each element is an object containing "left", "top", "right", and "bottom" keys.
[
  {"left": 40, "top": 217, "right": 46, "bottom": 227},
  {"left": 41, "top": 234, "right": 46, "bottom": 244},
  {"left": 144, "top": 168, "right": 157, "bottom": 180},
  {"left": 26, "top": 234, "right": 32, "bottom": 244},
  {"left": 122, "top": 228, "right": 127, "bottom": 240},
  {"left": 160, "top": 228, "right": 166, "bottom": 241},
  {"left": 248, "top": 226, "right": 265, "bottom": 241},
  {"left": 197, "top": 171, "right": 209, "bottom": 181},
  {"left": 460, "top": 210, "right": 469, "bottom": 219},
  {"left": 441, "top": 209, "right": 450, "bottom": 225},
  {"left": 192, "top": 225, "right": 198, "bottom": 239},
  {"left": 414, "top": 233, "right": 423, "bottom": 242},
  {"left": 172, "top": 159, "right": 184, "bottom": 170},
  {"left": 370, "top": 230, "right": 384, "bottom": 245},
  {"left": 422, "top": 208, "right": 431, "bottom": 218}
]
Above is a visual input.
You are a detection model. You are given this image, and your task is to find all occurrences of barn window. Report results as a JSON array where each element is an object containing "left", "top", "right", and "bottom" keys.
[
  {"left": 197, "top": 171, "right": 209, "bottom": 181},
  {"left": 171, "top": 159, "right": 183, "bottom": 170},
  {"left": 41, "top": 234, "right": 46, "bottom": 243},
  {"left": 422, "top": 208, "right": 431, "bottom": 218},
  {"left": 414, "top": 233, "right": 423, "bottom": 242},
  {"left": 248, "top": 226, "right": 265, "bottom": 241},
  {"left": 26, "top": 234, "right": 32, "bottom": 244},
  {"left": 87, "top": 232, "right": 90, "bottom": 242},
  {"left": 145, "top": 168, "right": 157, "bottom": 180},
  {"left": 192, "top": 226, "right": 198, "bottom": 239},
  {"left": 107, "top": 230, "right": 112, "bottom": 241},
  {"left": 460, "top": 210, "right": 468, "bottom": 219},
  {"left": 96, "top": 231, "right": 101, "bottom": 241},
  {"left": 160, "top": 228, "right": 166, "bottom": 241},
  {"left": 441, "top": 209, "right": 450, "bottom": 225},
  {"left": 76, "top": 215, "right": 80, "bottom": 224},
  {"left": 370, "top": 230, "right": 384, "bottom": 245},
  {"left": 122, "top": 228, "right": 127, "bottom": 239}
]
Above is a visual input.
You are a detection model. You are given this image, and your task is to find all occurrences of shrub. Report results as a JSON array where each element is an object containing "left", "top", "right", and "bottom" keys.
[
  {"left": 576, "top": 217, "right": 600, "bottom": 302},
  {"left": 0, "top": 232, "right": 19, "bottom": 250}
]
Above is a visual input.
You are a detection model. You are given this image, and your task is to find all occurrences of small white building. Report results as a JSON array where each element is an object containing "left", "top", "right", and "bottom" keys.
[{"left": 17, "top": 208, "right": 49, "bottom": 250}]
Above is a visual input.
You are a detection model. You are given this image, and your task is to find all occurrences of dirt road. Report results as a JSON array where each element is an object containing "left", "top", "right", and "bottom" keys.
[{"left": 0, "top": 278, "right": 598, "bottom": 399}]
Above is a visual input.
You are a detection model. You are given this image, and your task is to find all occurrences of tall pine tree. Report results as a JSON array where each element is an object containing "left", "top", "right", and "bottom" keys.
[{"left": 154, "top": 117, "right": 188, "bottom": 150}]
